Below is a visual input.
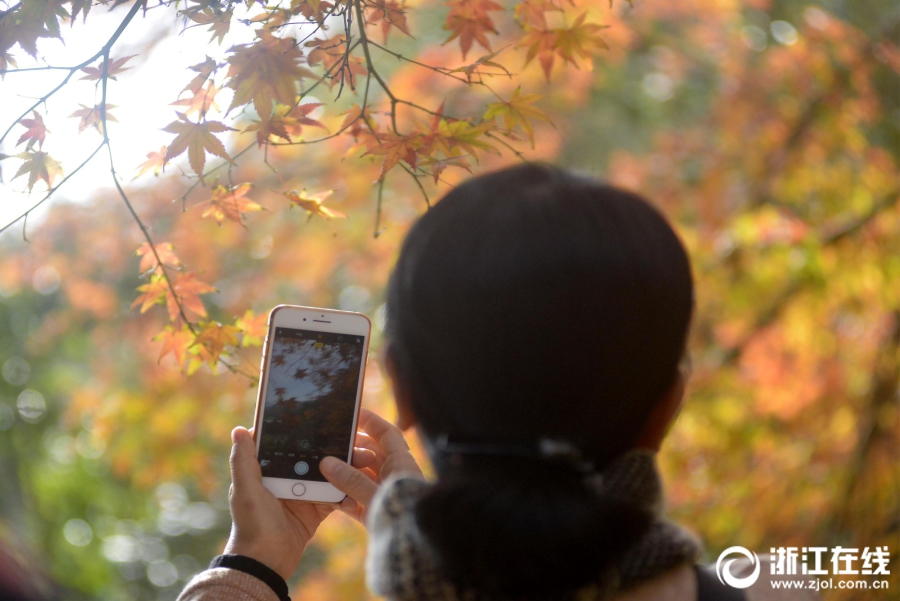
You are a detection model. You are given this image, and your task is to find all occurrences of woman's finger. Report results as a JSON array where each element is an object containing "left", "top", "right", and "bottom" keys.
[
  {"left": 356, "top": 408, "right": 411, "bottom": 455},
  {"left": 320, "top": 456, "right": 379, "bottom": 507},
  {"left": 351, "top": 447, "right": 378, "bottom": 469}
]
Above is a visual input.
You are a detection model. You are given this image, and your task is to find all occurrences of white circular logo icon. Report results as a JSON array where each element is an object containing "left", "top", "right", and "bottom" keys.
[{"left": 716, "top": 546, "right": 761, "bottom": 589}]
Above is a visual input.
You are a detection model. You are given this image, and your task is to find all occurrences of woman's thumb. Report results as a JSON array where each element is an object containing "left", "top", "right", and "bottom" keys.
[
  {"left": 320, "top": 456, "right": 378, "bottom": 507},
  {"left": 229, "top": 426, "right": 262, "bottom": 491}
]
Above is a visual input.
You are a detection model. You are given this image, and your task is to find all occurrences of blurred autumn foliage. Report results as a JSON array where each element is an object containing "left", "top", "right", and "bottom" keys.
[{"left": 0, "top": 0, "right": 898, "bottom": 599}]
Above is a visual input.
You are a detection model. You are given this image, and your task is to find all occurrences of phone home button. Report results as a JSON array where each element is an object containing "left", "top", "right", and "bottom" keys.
[
  {"left": 291, "top": 483, "right": 306, "bottom": 497},
  {"left": 294, "top": 461, "right": 309, "bottom": 476}
]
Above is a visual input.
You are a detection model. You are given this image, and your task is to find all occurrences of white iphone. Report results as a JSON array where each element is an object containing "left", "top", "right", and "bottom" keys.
[{"left": 252, "top": 304, "right": 371, "bottom": 502}]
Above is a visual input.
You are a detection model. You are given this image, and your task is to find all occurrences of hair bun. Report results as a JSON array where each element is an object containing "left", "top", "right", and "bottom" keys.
[{"left": 415, "top": 458, "right": 653, "bottom": 600}]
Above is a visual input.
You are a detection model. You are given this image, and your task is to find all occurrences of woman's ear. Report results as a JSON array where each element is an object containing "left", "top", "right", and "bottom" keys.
[
  {"left": 634, "top": 370, "right": 687, "bottom": 451},
  {"left": 383, "top": 344, "right": 418, "bottom": 431}
]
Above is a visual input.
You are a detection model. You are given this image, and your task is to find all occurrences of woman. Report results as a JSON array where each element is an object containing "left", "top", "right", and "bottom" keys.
[{"left": 178, "top": 164, "right": 817, "bottom": 601}]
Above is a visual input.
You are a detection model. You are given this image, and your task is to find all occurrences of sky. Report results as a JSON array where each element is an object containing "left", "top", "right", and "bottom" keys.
[{"left": 0, "top": 3, "right": 323, "bottom": 236}]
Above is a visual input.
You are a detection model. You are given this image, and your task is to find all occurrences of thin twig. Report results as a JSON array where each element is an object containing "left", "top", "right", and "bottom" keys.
[
  {"left": 0, "top": 143, "right": 105, "bottom": 236},
  {"left": 0, "top": 0, "right": 142, "bottom": 146}
]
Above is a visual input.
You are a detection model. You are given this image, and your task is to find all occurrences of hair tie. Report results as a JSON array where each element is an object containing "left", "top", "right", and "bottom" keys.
[{"left": 434, "top": 434, "right": 597, "bottom": 476}]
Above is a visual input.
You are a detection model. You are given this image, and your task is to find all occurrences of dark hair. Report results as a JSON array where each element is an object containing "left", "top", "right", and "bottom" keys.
[{"left": 385, "top": 163, "right": 694, "bottom": 599}]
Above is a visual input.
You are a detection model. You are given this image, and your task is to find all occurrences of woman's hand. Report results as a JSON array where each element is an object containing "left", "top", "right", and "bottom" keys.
[
  {"left": 320, "top": 408, "right": 424, "bottom": 526},
  {"left": 222, "top": 426, "right": 333, "bottom": 580}
]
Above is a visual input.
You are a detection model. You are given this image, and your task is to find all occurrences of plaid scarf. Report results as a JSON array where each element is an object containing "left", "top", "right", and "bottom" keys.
[{"left": 365, "top": 450, "right": 703, "bottom": 600}]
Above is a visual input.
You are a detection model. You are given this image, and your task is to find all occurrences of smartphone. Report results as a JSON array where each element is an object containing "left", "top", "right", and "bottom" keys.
[{"left": 252, "top": 304, "right": 371, "bottom": 502}]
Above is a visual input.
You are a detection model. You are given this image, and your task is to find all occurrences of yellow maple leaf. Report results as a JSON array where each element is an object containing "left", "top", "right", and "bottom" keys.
[
  {"left": 202, "top": 183, "right": 263, "bottom": 226},
  {"left": 236, "top": 309, "right": 269, "bottom": 347},
  {"left": 193, "top": 321, "right": 240, "bottom": 368},
  {"left": 483, "top": 87, "right": 551, "bottom": 146},
  {"left": 284, "top": 189, "right": 347, "bottom": 221},
  {"left": 13, "top": 150, "right": 63, "bottom": 191}
]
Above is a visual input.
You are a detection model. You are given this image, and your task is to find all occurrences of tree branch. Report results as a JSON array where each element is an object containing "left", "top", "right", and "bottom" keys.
[{"left": 0, "top": 0, "right": 142, "bottom": 146}]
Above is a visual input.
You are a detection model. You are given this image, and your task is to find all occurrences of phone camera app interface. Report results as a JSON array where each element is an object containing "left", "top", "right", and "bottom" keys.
[{"left": 258, "top": 327, "right": 364, "bottom": 481}]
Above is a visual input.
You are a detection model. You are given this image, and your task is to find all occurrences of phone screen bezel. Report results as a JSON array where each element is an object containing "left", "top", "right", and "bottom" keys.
[{"left": 253, "top": 304, "right": 371, "bottom": 503}]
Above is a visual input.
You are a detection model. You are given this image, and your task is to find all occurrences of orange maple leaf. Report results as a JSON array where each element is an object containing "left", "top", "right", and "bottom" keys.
[
  {"left": 443, "top": 0, "right": 503, "bottom": 59},
  {"left": 169, "top": 272, "right": 215, "bottom": 321},
  {"left": 131, "top": 274, "right": 169, "bottom": 314},
  {"left": 79, "top": 55, "right": 136, "bottom": 81},
  {"left": 182, "top": 56, "right": 218, "bottom": 95},
  {"left": 70, "top": 103, "right": 118, "bottom": 134},
  {"left": 153, "top": 325, "right": 195, "bottom": 366},
  {"left": 202, "top": 183, "right": 263, "bottom": 226},
  {"left": 134, "top": 146, "right": 167, "bottom": 178},
  {"left": 284, "top": 189, "right": 347, "bottom": 221},
  {"left": 519, "top": 28, "right": 557, "bottom": 79},
  {"left": 243, "top": 103, "right": 326, "bottom": 146},
  {"left": 16, "top": 111, "right": 49, "bottom": 150},
  {"left": 513, "top": 0, "right": 561, "bottom": 29},
  {"left": 170, "top": 81, "right": 222, "bottom": 118},
  {"left": 366, "top": 1, "right": 412, "bottom": 42},
  {"left": 12, "top": 151, "right": 63, "bottom": 191},
  {"left": 364, "top": 132, "right": 424, "bottom": 178},
  {"left": 162, "top": 114, "right": 234, "bottom": 182},
  {"left": 193, "top": 321, "right": 240, "bottom": 366},
  {"left": 225, "top": 30, "right": 316, "bottom": 132},
  {"left": 236, "top": 309, "right": 268, "bottom": 347},
  {"left": 136, "top": 242, "right": 181, "bottom": 274},
  {"left": 483, "top": 87, "right": 551, "bottom": 146},
  {"left": 182, "top": 7, "right": 232, "bottom": 45}
]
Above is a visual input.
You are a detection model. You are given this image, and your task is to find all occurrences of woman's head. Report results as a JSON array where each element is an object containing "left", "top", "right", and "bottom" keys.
[
  {"left": 383, "top": 163, "right": 694, "bottom": 599},
  {"left": 386, "top": 163, "right": 693, "bottom": 462}
]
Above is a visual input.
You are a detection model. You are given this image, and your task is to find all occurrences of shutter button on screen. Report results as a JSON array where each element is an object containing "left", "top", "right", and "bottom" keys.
[
  {"left": 291, "top": 483, "right": 306, "bottom": 496},
  {"left": 294, "top": 461, "right": 310, "bottom": 476}
]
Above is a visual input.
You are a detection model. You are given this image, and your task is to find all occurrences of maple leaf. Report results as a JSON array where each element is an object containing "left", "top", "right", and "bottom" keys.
[
  {"left": 182, "top": 7, "right": 232, "bottom": 45},
  {"left": 243, "top": 103, "right": 326, "bottom": 146},
  {"left": 69, "top": 103, "right": 118, "bottom": 135},
  {"left": 483, "top": 87, "right": 551, "bottom": 146},
  {"left": 519, "top": 27, "right": 557, "bottom": 79},
  {"left": 131, "top": 274, "right": 169, "bottom": 314},
  {"left": 13, "top": 151, "right": 63, "bottom": 191},
  {"left": 193, "top": 321, "right": 240, "bottom": 367},
  {"left": 11, "top": 0, "right": 70, "bottom": 57},
  {"left": 236, "top": 309, "right": 268, "bottom": 347},
  {"left": 70, "top": 0, "right": 91, "bottom": 24},
  {"left": 134, "top": 146, "right": 167, "bottom": 178},
  {"left": 554, "top": 13, "right": 609, "bottom": 69},
  {"left": 449, "top": 47, "right": 511, "bottom": 80},
  {"left": 162, "top": 114, "right": 234, "bottom": 182},
  {"left": 182, "top": 56, "right": 218, "bottom": 95},
  {"left": 432, "top": 119, "right": 499, "bottom": 157},
  {"left": 364, "top": 132, "right": 424, "bottom": 178},
  {"left": 513, "top": 0, "right": 561, "bottom": 29},
  {"left": 420, "top": 155, "right": 473, "bottom": 183},
  {"left": 168, "top": 272, "right": 215, "bottom": 321},
  {"left": 443, "top": 0, "right": 503, "bottom": 59},
  {"left": 305, "top": 36, "right": 347, "bottom": 72},
  {"left": 366, "top": 1, "right": 412, "bottom": 42},
  {"left": 135, "top": 242, "right": 181, "bottom": 275},
  {"left": 291, "top": 0, "right": 336, "bottom": 24},
  {"left": 16, "top": 111, "right": 49, "bottom": 151},
  {"left": 79, "top": 55, "right": 136, "bottom": 81},
  {"left": 171, "top": 82, "right": 222, "bottom": 118},
  {"left": 225, "top": 30, "right": 316, "bottom": 133},
  {"left": 153, "top": 325, "right": 195, "bottom": 366},
  {"left": 202, "top": 183, "right": 263, "bottom": 226},
  {"left": 284, "top": 189, "right": 347, "bottom": 221}
]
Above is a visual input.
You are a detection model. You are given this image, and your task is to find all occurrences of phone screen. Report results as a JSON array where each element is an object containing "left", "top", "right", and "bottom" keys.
[{"left": 257, "top": 326, "right": 365, "bottom": 482}]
